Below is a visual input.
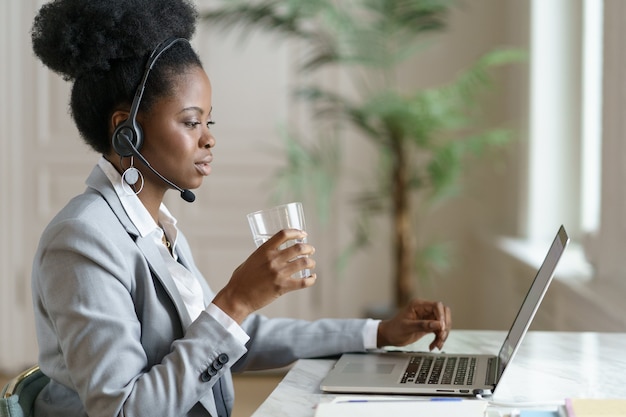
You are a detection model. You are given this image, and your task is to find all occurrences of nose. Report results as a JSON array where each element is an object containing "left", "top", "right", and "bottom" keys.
[
  {"left": 204, "top": 136, "right": 215, "bottom": 149},
  {"left": 201, "top": 129, "right": 215, "bottom": 149}
]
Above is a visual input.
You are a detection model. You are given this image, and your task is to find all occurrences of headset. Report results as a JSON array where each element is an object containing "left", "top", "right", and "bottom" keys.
[{"left": 111, "top": 37, "right": 196, "bottom": 202}]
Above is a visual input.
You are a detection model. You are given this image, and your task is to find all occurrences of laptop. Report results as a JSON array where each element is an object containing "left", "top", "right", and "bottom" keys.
[{"left": 320, "top": 225, "right": 570, "bottom": 397}]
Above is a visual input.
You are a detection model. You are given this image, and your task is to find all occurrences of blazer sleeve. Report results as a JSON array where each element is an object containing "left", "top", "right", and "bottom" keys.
[{"left": 234, "top": 313, "right": 369, "bottom": 372}]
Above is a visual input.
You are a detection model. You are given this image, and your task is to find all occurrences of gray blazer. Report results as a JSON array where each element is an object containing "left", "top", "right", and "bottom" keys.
[{"left": 32, "top": 165, "right": 368, "bottom": 417}]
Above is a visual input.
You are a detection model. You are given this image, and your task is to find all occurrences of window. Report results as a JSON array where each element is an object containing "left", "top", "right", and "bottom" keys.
[
  {"left": 580, "top": 0, "right": 603, "bottom": 234},
  {"left": 527, "top": 0, "right": 626, "bottom": 286},
  {"left": 526, "top": 0, "right": 602, "bottom": 243},
  {"left": 590, "top": 0, "right": 626, "bottom": 282}
]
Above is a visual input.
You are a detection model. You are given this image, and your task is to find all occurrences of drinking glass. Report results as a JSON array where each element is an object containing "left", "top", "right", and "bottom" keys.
[{"left": 247, "top": 202, "right": 310, "bottom": 278}]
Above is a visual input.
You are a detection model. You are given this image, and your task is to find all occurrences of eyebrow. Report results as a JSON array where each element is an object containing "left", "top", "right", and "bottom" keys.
[
  {"left": 178, "top": 106, "right": 212, "bottom": 116},
  {"left": 178, "top": 106, "right": 202, "bottom": 115}
]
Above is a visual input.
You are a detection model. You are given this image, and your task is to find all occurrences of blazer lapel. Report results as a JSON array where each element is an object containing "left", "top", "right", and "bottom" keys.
[
  {"left": 135, "top": 235, "right": 193, "bottom": 329},
  {"left": 86, "top": 164, "right": 193, "bottom": 329}
]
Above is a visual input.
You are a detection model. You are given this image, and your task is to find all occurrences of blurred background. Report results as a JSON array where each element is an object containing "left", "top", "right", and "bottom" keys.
[{"left": 2, "top": 0, "right": 626, "bottom": 380}]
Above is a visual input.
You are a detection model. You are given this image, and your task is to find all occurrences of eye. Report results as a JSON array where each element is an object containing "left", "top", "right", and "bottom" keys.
[
  {"left": 184, "top": 121, "right": 202, "bottom": 128},
  {"left": 206, "top": 120, "right": 215, "bottom": 129}
]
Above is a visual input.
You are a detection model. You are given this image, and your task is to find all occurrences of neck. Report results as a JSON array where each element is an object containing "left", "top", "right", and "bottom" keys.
[{"left": 137, "top": 189, "right": 166, "bottom": 224}]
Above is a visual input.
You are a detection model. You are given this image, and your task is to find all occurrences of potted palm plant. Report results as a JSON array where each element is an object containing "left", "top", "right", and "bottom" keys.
[{"left": 201, "top": 0, "right": 523, "bottom": 311}]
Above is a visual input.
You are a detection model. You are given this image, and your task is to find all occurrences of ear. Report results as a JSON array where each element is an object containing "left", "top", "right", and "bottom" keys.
[{"left": 109, "top": 110, "right": 130, "bottom": 135}]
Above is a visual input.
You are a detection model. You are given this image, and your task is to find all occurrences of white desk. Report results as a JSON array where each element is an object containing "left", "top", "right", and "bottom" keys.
[{"left": 250, "top": 330, "right": 626, "bottom": 417}]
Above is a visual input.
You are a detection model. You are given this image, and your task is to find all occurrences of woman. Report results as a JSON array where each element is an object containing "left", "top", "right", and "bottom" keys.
[{"left": 30, "top": 1, "right": 452, "bottom": 416}]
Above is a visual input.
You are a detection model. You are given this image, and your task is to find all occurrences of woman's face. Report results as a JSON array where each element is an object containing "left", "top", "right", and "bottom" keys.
[{"left": 136, "top": 65, "right": 215, "bottom": 195}]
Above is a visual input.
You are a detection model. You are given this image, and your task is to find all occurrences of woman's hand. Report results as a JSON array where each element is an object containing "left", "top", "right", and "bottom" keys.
[
  {"left": 213, "top": 229, "right": 316, "bottom": 323},
  {"left": 377, "top": 299, "right": 452, "bottom": 351}
]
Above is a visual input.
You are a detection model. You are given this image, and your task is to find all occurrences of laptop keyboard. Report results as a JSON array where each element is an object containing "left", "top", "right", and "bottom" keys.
[{"left": 400, "top": 355, "right": 476, "bottom": 385}]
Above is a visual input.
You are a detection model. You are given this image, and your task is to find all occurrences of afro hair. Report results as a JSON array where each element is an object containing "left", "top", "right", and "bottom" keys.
[{"left": 31, "top": 0, "right": 198, "bottom": 81}]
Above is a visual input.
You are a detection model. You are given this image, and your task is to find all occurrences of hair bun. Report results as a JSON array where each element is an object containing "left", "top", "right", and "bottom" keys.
[{"left": 32, "top": 0, "right": 197, "bottom": 80}]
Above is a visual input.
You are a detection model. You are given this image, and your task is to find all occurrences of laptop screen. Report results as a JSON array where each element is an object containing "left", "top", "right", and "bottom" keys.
[{"left": 496, "top": 225, "right": 569, "bottom": 383}]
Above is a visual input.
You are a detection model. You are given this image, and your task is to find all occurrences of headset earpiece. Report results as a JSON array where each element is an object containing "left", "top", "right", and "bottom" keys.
[{"left": 112, "top": 117, "right": 143, "bottom": 157}]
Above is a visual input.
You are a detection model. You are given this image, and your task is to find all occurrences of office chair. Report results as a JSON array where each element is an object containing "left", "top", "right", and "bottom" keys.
[{"left": 0, "top": 365, "right": 49, "bottom": 417}]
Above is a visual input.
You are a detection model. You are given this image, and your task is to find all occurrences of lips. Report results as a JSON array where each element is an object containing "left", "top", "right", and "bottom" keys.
[{"left": 195, "top": 156, "right": 213, "bottom": 176}]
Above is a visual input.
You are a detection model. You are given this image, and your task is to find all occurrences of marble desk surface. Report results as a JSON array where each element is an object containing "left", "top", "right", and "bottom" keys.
[{"left": 250, "top": 330, "right": 626, "bottom": 417}]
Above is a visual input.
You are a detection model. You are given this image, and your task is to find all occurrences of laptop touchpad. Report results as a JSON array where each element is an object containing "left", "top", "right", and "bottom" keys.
[{"left": 343, "top": 362, "right": 395, "bottom": 374}]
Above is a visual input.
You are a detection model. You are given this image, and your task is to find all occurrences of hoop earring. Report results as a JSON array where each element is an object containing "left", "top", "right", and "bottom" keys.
[{"left": 121, "top": 156, "right": 144, "bottom": 196}]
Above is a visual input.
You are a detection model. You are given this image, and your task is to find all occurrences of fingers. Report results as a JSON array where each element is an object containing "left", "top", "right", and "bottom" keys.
[
  {"left": 433, "top": 301, "right": 452, "bottom": 333},
  {"left": 263, "top": 229, "right": 315, "bottom": 278},
  {"left": 282, "top": 252, "right": 316, "bottom": 279},
  {"left": 254, "top": 228, "right": 315, "bottom": 284},
  {"left": 404, "top": 299, "right": 451, "bottom": 351},
  {"left": 298, "top": 273, "right": 317, "bottom": 288},
  {"left": 265, "top": 229, "right": 309, "bottom": 251},
  {"left": 428, "top": 302, "right": 452, "bottom": 351},
  {"left": 407, "top": 319, "right": 445, "bottom": 351}
]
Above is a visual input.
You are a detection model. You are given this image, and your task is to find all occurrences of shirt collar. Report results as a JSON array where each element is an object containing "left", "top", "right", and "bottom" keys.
[{"left": 97, "top": 156, "right": 178, "bottom": 242}]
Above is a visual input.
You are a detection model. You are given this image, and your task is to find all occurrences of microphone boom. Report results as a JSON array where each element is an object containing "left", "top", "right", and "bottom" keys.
[{"left": 123, "top": 133, "right": 196, "bottom": 202}]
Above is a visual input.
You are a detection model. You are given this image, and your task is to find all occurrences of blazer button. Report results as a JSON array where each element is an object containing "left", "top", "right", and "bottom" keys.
[
  {"left": 200, "top": 370, "right": 212, "bottom": 382},
  {"left": 200, "top": 365, "right": 219, "bottom": 382},
  {"left": 217, "top": 353, "right": 229, "bottom": 365}
]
